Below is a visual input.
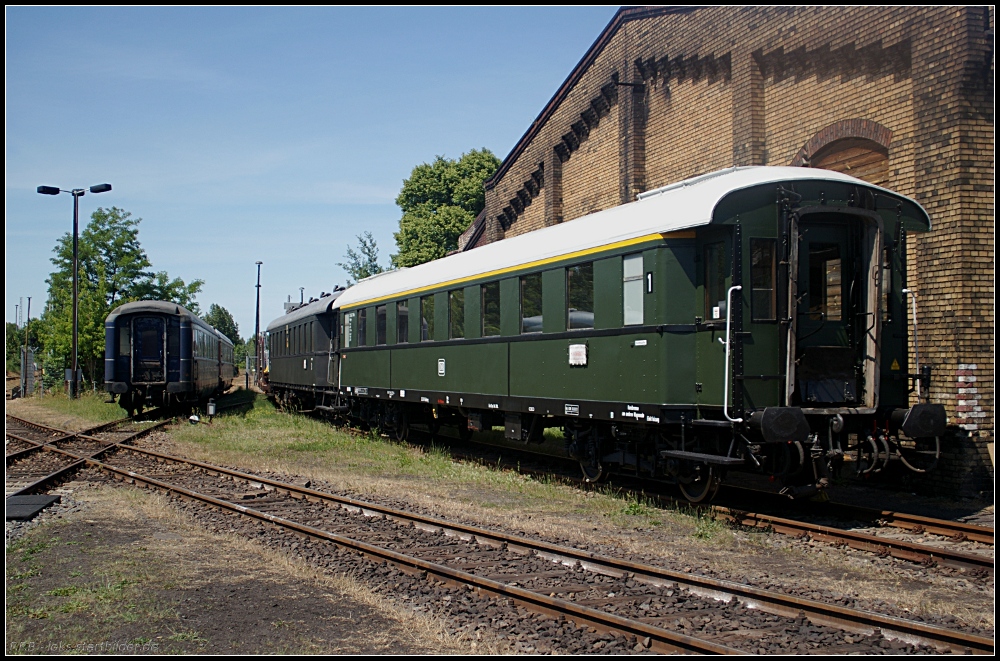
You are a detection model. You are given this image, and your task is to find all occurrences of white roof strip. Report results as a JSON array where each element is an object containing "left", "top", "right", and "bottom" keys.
[{"left": 333, "top": 166, "right": 871, "bottom": 310}]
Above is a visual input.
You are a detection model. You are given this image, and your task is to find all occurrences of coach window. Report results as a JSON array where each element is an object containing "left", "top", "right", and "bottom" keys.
[
  {"left": 421, "top": 295, "right": 434, "bottom": 341},
  {"left": 396, "top": 301, "right": 409, "bottom": 344},
  {"left": 358, "top": 309, "right": 368, "bottom": 346},
  {"left": 881, "top": 246, "right": 893, "bottom": 323},
  {"left": 623, "top": 254, "right": 644, "bottom": 325},
  {"left": 449, "top": 289, "right": 465, "bottom": 339},
  {"left": 567, "top": 262, "right": 594, "bottom": 330},
  {"left": 344, "top": 312, "right": 356, "bottom": 348},
  {"left": 119, "top": 324, "right": 131, "bottom": 356},
  {"left": 808, "top": 244, "right": 842, "bottom": 322},
  {"left": 705, "top": 242, "right": 727, "bottom": 321},
  {"left": 750, "top": 239, "right": 776, "bottom": 321},
  {"left": 521, "top": 273, "right": 543, "bottom": 333},
  {"left": 375, "top": 305, "right": 387, "bottom": 345},
  {"left": 482, "top": 282, "right": 500, "bottom": 336}
]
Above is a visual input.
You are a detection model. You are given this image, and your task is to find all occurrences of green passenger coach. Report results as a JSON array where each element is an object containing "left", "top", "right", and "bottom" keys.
[{"left": 265, "top": 166, "right": 946, "bottom": 502}]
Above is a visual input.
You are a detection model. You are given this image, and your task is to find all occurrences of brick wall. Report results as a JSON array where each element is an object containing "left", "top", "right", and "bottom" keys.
[{"left": 474, "top": 6, "right": 994, "bottom": 496}]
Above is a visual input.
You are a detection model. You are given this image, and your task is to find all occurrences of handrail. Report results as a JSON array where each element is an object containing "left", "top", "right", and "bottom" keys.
[
  {"left": 723, "top": 285, "right": 743, "bottom": 423},
  {"left": 901, "top": 288, "right": 923, "bottom": 402}
]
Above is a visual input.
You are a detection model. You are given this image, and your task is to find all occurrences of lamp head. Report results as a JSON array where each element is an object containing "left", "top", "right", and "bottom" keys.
[{"left": 37, "top": 186, "right": 60, "bottom": 195}]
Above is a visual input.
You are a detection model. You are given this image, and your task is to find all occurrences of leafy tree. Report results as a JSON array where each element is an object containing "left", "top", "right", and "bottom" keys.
[
  {"left": 6, "top": 322, "right": 24, "bottom": 373},
  {"left": 203, "top": 304, "right": 240, "bottom": 345},
  {"left": 82, "top": 207, "right": 152, "bottom": 307},
  {"left": 234, "top": 335, "right": 253, "bottom": 366},
  {"left": 337, "top": 232, "right": 384, "bottom": 286},
  {"left": 131, "top": 272, "right": 204, "bottom": 314},
  {"left": 38, "top": 206, "right": 203, "bottom": 385},
  {"left": 392, "top": 148, "right": 500, "bottom": 268}
]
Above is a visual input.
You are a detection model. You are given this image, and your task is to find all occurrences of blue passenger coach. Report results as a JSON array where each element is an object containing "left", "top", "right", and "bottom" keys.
[{"left": 104, "top": 300, "right": 235, "bottom": 415}]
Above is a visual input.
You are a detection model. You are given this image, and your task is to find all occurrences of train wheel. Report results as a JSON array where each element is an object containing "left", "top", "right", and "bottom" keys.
[
  {"left": 895, "top": 435, "right": 941, "bottom": 473},
  {"left": 579, "top": 458, "right": 604, "bottom": 483},
  {"left": 678, "top": 464, "right": 720, "bottom": 503},
  {"left": 393, "top": 409, "right": 410, "bottom": 443},
  {"left": 578, "top": 431, "right": 605, "bottom": 483}
]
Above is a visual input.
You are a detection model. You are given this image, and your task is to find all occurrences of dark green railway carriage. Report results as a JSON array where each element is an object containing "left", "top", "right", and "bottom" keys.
[
  {"left": 265, "top": 292, "right": 343, "bottom": 412},
  {"left": 272, "top": 166, "right": 945, "bottom": 501}
]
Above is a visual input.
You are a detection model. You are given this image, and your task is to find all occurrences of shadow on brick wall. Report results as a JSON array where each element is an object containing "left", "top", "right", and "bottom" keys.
[{"left": 892, "top": 427, "right": 995, "bottom": 499}]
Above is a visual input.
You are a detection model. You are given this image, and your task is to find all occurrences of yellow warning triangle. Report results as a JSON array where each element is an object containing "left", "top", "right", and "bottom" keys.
[{"left": 890, "top": 358, "right": 900, "bottom": 371}]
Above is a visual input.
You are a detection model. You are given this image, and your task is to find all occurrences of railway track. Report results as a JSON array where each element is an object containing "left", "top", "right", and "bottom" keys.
[
  {"left": 424, "top": 434, "right": 995, "bottom": 575},
  {"left": 8, "top": 416, "right": 985, "bottom": 655},
  {"left": 711, "top": 498, "right": 993, "bottom": 575},
  {"left": 5, "top": 414, "right": 170, "bottom": 498}
]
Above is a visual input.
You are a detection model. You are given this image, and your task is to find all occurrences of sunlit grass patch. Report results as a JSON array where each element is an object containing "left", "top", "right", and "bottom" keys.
[
  {"left": 24, "top": 390, "right": 123, "bottom": 424},
  {"left": 691, "top": 511, "right": 730, "bottom": 542}
]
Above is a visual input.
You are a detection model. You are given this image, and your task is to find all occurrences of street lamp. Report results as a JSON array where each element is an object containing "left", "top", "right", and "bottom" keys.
[
  {"left": 37, "top": 183, "right": 112, "bottom": 399},
  {"left": 254, "top": 261, "right": 263, "bottom": 386}
]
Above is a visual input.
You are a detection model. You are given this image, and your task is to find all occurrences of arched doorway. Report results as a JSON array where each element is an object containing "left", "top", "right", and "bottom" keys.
[
  {"left": 811, "top": 138, "right": 889, "bottom": 187},
  {"left": 791, "top": 119, "right": 893, "bottom": 187}
]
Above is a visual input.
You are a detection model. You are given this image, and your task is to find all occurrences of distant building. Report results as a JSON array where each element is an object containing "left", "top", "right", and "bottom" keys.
[{"left": 462, "top": 7, "right": 994, "bottom": 495}]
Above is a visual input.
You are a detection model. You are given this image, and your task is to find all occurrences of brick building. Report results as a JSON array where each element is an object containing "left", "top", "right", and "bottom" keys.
[{"left": 460, "top": 6, "right": 994, "bottom": 495}]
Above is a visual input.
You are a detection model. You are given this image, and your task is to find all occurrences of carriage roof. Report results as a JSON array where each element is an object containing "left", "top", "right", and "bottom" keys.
[
  {"left": 333, "top": 166, "right": 930, "bottom": 311},
  {"left": 106, "top": 300, "right": 233, "bottom": 347},
  {"left": 265, "top": 292, "right": 342, "bottom": 333}
]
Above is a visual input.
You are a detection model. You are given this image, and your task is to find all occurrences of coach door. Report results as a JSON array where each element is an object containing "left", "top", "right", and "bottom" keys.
[
  {"left": 792, "top": 210, "right": 880, "bottom": 408},
  {"left": 132, "top": 316, "right": 166, "bottom": 384},
  {"left": 695, "top": 231, "right": 733, "bottom": 410},
  {"left": 327, "top": 314, "right": 340, "bottom": 387}
]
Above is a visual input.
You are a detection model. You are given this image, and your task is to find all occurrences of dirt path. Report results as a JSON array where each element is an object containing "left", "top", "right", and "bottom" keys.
[{"left": 6, "top": 483, "right": 477, "bottom": 655}]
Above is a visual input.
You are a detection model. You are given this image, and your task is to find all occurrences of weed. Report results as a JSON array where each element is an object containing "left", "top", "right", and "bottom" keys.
[
  {"left": 7, "top": 568, "right": 40, "bottom": 581},
  {"left": 9, "top": 539, "right": 51, "bottom": 562},
  {"left": 692, "top": 513, "right": 727, "bottom": 541},
  {"left": 45, "top": 586, "right": 82, "bottom": 597},
  {"left": 168, "top": 631, "right": 206, "bottom": 642},
  {"left": 57, "top": 599, "right": 90, "bottom": 614}
]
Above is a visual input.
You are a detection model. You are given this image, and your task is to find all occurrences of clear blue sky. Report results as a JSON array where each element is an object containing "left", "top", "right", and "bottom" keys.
[{"left": 6, "top": 6, "right": 618, "bottom": 337}]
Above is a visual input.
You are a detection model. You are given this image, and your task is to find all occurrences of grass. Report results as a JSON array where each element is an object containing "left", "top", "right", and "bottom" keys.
[
  {"left": 17, "top": 389, "right": 125, "bottom": 424},
  {"left": 167, "top": 397, "right": 776, "bottom": 551},
  {"left": 172, "top": 397, "right": 573, "bottom": 502}
]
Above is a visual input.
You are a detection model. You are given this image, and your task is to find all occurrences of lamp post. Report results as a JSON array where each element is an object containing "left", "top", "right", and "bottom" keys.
[
  {"left": 37, "top": 183, "right": 112, "bottom": 399},
  {"left": 254, "top": 261, "right": 263, "bottom": 386}
]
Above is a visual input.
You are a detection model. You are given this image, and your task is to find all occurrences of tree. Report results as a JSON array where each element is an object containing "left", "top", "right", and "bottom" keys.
[
  {"left": 337, "top": 232, "right": 384, "bottom": 286},
  {"left": 38, "top": 206, "right": 204, "bottom": 385},
  {"left": 203, "top": 304, "right": 240, "bottom": 345},
  {"left": 6, "top": 322, "right": 22, "bottom": 373},
  {"left": 132, "top": 271, "right": 204, "bottom": 315},
  {"left": 6, "top": 319, "right": 42, "bottom": 373},
  {"left": 392, "top": 148, "right": 500, "bottom": 268}
]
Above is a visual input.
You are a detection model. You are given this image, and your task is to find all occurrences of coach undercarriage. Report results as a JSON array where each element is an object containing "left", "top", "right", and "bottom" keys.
[{"left": 267, "top": 381, "right": 945, "bottom": 504}]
